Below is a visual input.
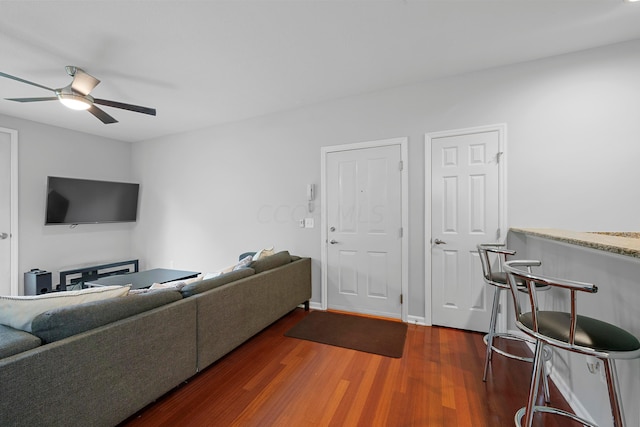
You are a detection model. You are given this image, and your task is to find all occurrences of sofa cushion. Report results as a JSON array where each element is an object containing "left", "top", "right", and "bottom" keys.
[
  {"left": 31, "top": 289, "right": 183, "bottom": 344},
  {"left": 180, "top": 268, "right": 255, "bottom": 298},
  {"left": 0, "top": 324, "right": 41, "bottom": 359},
  {"left": 249, "top": 250, "right": 292, "bottom": 274},
  {"left": 0, "top": 285, "right": 130, "bottom": 332}
]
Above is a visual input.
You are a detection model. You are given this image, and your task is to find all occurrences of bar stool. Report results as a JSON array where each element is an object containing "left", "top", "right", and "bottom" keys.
[
  {"left": 504, "top": 260, "right": 640, "bottom": 427},
  {"left": 476, "top": 243, "right": 550, "bottom": 397}
]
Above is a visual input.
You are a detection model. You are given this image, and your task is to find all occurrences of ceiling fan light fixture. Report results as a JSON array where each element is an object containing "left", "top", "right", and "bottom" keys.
[
  {"left": 57, "top": 93, "right": 92, "bottom": 110},
  {"left": 0, "top": 67, "right": 155, "bottom": 124}
]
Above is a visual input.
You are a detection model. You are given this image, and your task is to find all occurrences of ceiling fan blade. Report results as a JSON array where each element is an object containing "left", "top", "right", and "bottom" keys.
[
  {"left": 0, "top": 71, "right": 56, "bottom": 93},
  {"left": 5, "top": 97, "right": 58, "bottom": 102},
  {"left": 94, "top": 98, "right": 156, "bottom": 116},
  {"left": 88, "top": 105, "right": 118, "bottom": 124},
  {"left": 70, "top": 68, "right": 100, "bottom": 96}
]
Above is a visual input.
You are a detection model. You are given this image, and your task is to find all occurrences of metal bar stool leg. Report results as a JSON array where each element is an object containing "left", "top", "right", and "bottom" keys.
[
  {"left": 603, "top": 359, "right": 625, "bottom": 427},
  {"left": 523, "top": 342, "right": 545, "bottom": 427},
  {"left": 541, "top": 358, "right": 551, "bottom": 404},
  {"left": 483, "top": 286, "right": 501, "bottom": 381}
]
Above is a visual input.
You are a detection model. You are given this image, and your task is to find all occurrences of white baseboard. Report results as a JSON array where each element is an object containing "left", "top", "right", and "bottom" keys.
[
  {"left": 306, "top": 303, "right": 425, "bottom": 326},
  {"left": 308, "top": 301, "right": 323, "bottom": 311},
  {"left": 407, "top": 315, "right": 427, "bottom": 326}
]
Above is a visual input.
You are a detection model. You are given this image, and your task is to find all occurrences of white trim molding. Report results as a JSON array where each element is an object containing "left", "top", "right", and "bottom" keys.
[{"left": 0, "top": 127, "right": 19, "bottom": 296}]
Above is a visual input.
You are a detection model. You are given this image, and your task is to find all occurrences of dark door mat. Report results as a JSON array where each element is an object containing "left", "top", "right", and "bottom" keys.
[{"left": 285, "top": 311, "right": 407, "bottom": 358}]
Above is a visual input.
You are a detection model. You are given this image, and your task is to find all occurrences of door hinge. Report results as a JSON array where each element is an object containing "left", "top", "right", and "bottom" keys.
[
  {"left": 496, "top": 152, "right": 504, "bottom": 163},
  {"left": 496, "top": 228, "right": 501, "bottom": 239},
  {"left": 399, "top": 227, "right": 403, "bottom": 238},
  {"left": 400, "top": 294, "right": 403, "bottom": 304},
  {"left": 399, "top": 160, "right": 403, "bottom": 171}
]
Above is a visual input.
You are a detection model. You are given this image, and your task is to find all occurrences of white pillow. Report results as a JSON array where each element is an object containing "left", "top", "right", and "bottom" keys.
[
  {"left": 149, "top": 280, "right": 187, "bottom": 290},
  {"left": 220, "top": 255, "right": 253, "bottom": 274},
  {"left": 233, "top": 255, "right": 253, "bottom": 271},
  {"left": 0, "top": 285, "right": 130, "bottom": 332},
  {"left": 252, "top": 246, "right": 275, "bottom": 261},
  {"left": 184, "top": 274, "right": 204, "bottom": 285},
  {"left": 151, "top": 274, "right": 203, "bottom": 289},
  {"left": 203, "top": 271, "right": 223, "bottom": 280}
]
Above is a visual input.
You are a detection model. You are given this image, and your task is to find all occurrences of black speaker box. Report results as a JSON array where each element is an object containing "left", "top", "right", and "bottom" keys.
[{"left": 24, "top": 269, "right": 52, "bottom": 295}]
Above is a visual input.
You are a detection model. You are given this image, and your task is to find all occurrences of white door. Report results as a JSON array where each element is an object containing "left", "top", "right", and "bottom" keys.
[
  {"left": 0, "top": 130, "right": 13, "bottom": 296},
  {"left": 325, "top": 144, "right": 403, "bottom": 319},
  {"left": 429, "top": 126, "right": 504, "bottom": 332}
]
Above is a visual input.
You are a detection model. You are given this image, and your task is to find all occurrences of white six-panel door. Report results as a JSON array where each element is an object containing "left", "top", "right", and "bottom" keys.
[
  {"left": 429, "top": 126, "right": 504, "bottom": 332},
  {"left": 325, "top": 143, "right": 403, "bottom": 319}
]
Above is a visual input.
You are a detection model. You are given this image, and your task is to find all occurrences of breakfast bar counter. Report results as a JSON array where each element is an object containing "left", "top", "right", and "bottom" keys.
[
  {"left": 510, "top": 227, "right": 640, "bottom": 259},
  {"left": 507, "top": 227, "right": 640, "bottom": 427}
]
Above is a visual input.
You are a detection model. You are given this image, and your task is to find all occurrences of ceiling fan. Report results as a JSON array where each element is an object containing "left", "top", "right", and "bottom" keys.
[{"left": 0, "top": 66, "right": 156, "bottom": 124}]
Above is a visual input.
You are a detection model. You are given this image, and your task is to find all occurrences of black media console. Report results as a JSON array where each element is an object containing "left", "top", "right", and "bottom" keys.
[{"left": 58, "top": 259, "right": 139, "bottom": 291}]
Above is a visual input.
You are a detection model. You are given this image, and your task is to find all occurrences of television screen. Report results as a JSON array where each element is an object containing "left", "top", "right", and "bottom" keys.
[{"left": 45, "top": 176, "right": 140, "bottom": 225}]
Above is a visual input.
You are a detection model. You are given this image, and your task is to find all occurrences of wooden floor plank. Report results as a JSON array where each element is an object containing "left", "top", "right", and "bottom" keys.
[{"left": 120, "top": 308, "right": 579, "bottom": 427}]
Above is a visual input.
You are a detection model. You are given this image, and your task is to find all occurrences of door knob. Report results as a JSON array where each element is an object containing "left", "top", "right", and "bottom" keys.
[
  {"left": 434, "top": 238, "right": 446, "bottom": 245},
  {"left": 0, "top": 232, "right": 8, "bottom": 240},
  {"left": 329, "top": 239, "right": 339, "bottom": 244}
]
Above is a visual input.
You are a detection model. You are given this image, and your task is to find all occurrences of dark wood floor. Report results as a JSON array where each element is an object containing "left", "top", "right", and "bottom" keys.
[{"left": 120, "top": 308, "right": 581, "bottom": 426}]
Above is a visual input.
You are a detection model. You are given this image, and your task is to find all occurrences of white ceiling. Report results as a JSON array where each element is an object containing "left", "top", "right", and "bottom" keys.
[{"left": 1, "top": 0, "right": 640, "bottom": 143}]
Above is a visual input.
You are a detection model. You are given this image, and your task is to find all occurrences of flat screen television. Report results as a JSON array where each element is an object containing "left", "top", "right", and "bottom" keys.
[{"left": 45, "top": 176, "right": 140, "bottom": 225}]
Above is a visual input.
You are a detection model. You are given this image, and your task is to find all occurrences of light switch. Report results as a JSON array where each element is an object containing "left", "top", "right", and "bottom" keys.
[{"left": 304, "top": 218, "right": 314, "bottom": 228}]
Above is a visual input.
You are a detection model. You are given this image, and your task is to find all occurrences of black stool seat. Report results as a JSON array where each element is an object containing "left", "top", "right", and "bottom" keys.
[
  {"left": 488, "top": 271, "right": 508, "bottom": 284},
  {"left": 520, "top": 312, "right": 640, "bottom": 354},
  {"left": 489, "top": 271, "right": 543, "bottom": 290}
]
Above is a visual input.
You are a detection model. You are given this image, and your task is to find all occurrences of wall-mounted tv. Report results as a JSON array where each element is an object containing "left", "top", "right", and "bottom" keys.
[{"left": 45, "top": 176, "right": 140, "bottom": 225}]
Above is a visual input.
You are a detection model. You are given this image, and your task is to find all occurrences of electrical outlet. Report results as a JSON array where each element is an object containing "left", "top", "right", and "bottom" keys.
[
  {"left": 299, "top": 219, "right": 305, "bottom": 228},
  {"left": 586, "top": 355, "right": 607, "bottom": 384}
]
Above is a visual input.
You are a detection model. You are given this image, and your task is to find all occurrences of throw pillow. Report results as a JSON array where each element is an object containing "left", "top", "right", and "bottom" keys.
[
  {"left": 148, "top": 274, "right": 203, "bottom": 290},
  {"left": 252, "top": 246, "right": 275, "bottom": 261},
  {"left": 221, "top": 255, "right": 253, "bottom": 273},
  {"left": 202, "top": 271, "right": 223, "bottom": 280},
  {"left": 180, "top": 268, "right": 255, "bottom": 297},
  {"left": 0, "top": 285, "right": 130, "bottom": 332},
  {"left": 233, "top": 255, "right": 253, "bottom": 271},
  {"left": 149, "top": 281, "right": 187, "bottom": 290}
]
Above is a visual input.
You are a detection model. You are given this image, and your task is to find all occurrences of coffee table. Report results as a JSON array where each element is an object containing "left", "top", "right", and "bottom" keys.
[{"left": 85, "top": 268, "right": 200, "bottom": 290}]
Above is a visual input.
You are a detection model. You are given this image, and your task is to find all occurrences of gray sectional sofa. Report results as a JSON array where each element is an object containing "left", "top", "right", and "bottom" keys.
[{"left": 0, "top": 251, "right": 311, "bottom": 427}]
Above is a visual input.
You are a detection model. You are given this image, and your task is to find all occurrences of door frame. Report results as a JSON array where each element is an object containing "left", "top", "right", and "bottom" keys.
[
  {"left": 1, "top": 126, "right": 19, "bottom": 296},
  {"left": 320, "top": 137, "right": 409, "bottom": 322},
  {"left": 424, "top": 124, "right": 507, "bottom": 328}
]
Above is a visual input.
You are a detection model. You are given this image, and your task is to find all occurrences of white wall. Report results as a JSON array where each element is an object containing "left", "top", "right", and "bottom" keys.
[
  {"left": 0, "top": 114, "right": 135, "bottom": 293},
  {"left": 133, "top": 38, "right": 640, "bottom": 320}
]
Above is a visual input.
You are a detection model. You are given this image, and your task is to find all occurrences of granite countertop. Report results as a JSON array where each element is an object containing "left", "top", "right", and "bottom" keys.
[{"left": 510, "top": 227, "right": 640, "bottom": 259}]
